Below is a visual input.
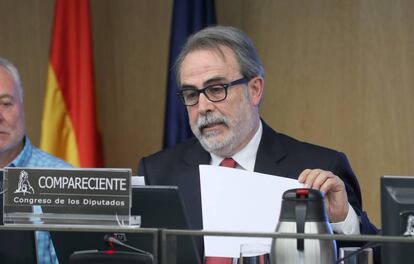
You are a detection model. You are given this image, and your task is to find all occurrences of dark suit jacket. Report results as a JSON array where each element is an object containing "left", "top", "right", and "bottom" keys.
[{"left": 138, "top": 121, "right": 378, "bottom": 259}]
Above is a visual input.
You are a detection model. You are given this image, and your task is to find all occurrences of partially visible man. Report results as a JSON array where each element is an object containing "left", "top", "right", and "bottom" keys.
[
  {"left": 0, "top": 57, "right": 72, "bottom": 264},
  {"left": 138, "top": 26, "right": 378, "bottom": 262}
]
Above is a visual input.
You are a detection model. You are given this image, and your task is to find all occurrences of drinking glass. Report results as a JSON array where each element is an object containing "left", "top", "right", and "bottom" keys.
[
  {"left": 239, "top": 243, "right": 271, "bottom": 264},
  {"left": 339, "top": 247, "right": 373, "bottom": 264}
]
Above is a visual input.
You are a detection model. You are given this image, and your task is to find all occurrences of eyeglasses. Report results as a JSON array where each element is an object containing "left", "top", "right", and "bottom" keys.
[{"left": 176, "top": 77, "right": 249, "bottom": 106}]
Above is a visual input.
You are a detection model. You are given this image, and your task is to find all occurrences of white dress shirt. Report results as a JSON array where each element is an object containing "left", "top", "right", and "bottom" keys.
[{"left": 209, "top": 121, "right": 360, "bottom": 234}]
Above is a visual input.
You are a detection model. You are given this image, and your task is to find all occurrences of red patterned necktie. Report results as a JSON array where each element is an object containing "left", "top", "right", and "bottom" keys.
[
  {"left": 219, "top": 157, "right": 237, "bottom": 168},
  {"left": 205, "top": 257, "right": 233, "bottom": 264},
  {"left": 204, "top": 158, "right": 237, "bottom": 264}
]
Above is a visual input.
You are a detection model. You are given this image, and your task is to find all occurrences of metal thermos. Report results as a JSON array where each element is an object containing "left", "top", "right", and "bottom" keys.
[{"left": 271, "top": 188, "right": 337, "bottom": 264}]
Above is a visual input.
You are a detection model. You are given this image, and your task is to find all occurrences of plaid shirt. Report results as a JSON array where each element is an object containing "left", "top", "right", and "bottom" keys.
[{"left": 8, "top": 136, "right": 72, "bottom": 264}]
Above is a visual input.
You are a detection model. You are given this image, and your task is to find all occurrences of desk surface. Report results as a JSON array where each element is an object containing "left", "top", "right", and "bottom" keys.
[{"left": 1, "top": 224, "right": 414, "bottom": 243}]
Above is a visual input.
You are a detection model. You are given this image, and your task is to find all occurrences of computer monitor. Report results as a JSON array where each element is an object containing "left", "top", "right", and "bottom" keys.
[
  {"left": 130, "top": 185, "right": 202, "bottom": 264},
  {"left": 51, "top": 185, "right": 201, "bottom": 264},
  {"left": 381, "top": 175, "right": 414, "bottom": 263}
]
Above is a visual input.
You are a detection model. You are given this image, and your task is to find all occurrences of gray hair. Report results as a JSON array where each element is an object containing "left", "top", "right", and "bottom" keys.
[
  {"left": 175, "top": 26, "right": 264, "bottom": 85},
  {"left": 0, "top": 57, "right": 24, "bottom": 101}
]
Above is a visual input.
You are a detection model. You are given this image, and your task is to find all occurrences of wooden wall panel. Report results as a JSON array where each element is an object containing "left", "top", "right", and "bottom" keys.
[
  {"left": 0, "top": 0, "right": 54, "bottom": 145},
  {"left": 90, "top": 0, "right": 171, "bottom": 171},
  {"left": 231, "top": 0, "right": 414, "bottom": 225}
]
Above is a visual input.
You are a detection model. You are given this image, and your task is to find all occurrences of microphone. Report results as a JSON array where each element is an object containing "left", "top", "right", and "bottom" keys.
[{"left": 103, "top": 234, "right": 153, "bottom": 257}]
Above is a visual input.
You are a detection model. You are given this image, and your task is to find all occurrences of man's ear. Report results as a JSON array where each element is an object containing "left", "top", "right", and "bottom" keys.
[{"left": 248, "top": 76, "right": 264, "bottom": 106}]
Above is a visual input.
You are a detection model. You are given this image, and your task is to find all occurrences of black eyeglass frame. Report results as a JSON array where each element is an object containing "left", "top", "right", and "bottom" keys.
[{"left": 176, "top": 77, "right": 249, "bottom": 106}]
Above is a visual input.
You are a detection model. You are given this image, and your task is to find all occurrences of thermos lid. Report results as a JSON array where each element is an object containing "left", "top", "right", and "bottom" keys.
[
  {"left": 278, "top": 188, "right": 329, "bottom": 222},
  {"left": 282, "top": 188, "right": 324, "bottom": 201}
]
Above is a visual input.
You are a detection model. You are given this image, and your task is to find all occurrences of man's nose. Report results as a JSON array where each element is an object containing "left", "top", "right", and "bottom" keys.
[{"left": 196, "top": 93, "right": 215, "bottom": 113}]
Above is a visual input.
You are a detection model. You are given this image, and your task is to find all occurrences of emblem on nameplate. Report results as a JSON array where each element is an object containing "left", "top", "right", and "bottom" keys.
[
  {"left": 14, "top": 170, "right": 35, "bottom": 195},
  {"left": 403, "top": 214, "right": 414, "bottom": 236}
]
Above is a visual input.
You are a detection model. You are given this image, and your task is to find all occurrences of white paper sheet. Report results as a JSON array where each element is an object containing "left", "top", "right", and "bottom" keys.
[
  {"left": 131, "top": 176, "right": 145, "bottom": 186},
  {"left": 200, "top": 165, "right": 302, "bottom": 258}
]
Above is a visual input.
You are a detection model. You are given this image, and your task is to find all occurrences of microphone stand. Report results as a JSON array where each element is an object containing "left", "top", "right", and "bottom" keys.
[{"left": 104, "top": 234, "right": 154, "bottom": 259}]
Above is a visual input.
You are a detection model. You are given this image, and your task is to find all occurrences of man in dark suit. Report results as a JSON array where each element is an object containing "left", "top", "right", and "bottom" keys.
[{"left": 138, "top": 26, "right": 378, "bottom": 262}]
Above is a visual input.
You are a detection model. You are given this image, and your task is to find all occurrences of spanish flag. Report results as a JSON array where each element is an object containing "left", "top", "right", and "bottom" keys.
[{"left": 40, "top": 0, "right": 103, "bottom": 168}]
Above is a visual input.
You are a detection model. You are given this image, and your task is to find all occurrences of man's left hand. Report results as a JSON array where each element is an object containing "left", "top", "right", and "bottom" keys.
[{"left": 298, "top": 169, "right": 349, "bottom": 223}]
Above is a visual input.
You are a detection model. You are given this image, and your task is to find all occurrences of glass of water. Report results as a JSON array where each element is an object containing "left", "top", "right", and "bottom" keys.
[{"left": 239, "top": 243, "right": 271, "bottom": 264}]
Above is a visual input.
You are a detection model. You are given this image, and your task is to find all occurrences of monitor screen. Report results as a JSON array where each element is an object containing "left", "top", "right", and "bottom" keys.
[
  {"left": 381, "top": 175, "right": 414, "bottom": 263},
  {"left": 51, "top": 185, "right": 201, "bottom": 264},
  {"left": 130, "top": 185, "right": 202, "bottom": 264}
]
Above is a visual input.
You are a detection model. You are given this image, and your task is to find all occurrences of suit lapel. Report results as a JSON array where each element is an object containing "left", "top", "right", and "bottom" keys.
[
  {"left": 177, "top": 140, "right": 210, "bottom": 256},
  {"left": 178, "top": 140, "right": 210, "bottom": 230},
  {"left": 254, "top": 121, "right": 289, "bottom": 177},
  {"left": 183, "top": 140, "right": 211, "bottom": 166}
]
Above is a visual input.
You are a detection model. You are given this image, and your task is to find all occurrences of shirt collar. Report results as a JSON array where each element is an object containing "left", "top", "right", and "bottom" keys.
[
  {"left": 8, "top": 136, "right": 32, "bottom": 167},
  {"left": 210, "top": 121, "right": 263, "bottom": 171}
]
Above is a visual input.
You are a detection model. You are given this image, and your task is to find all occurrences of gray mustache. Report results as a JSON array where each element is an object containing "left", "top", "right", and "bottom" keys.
[{"left": 197, "top": 114, "right": 228, "bottom": 131}]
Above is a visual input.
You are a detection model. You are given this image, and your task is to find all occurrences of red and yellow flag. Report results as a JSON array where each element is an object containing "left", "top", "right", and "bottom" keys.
[{"left": 40, "top": 0, "right": 103, "bottom": 168}]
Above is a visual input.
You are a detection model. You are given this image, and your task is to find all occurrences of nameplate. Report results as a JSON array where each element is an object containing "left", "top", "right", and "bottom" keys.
[{"left": 2, "top": 168, "right": 131, "bottom": 226}]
